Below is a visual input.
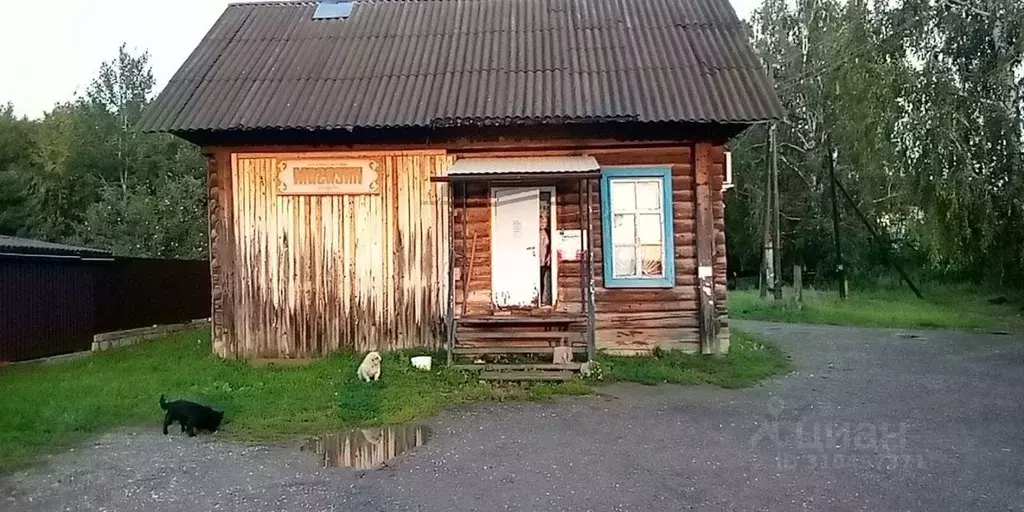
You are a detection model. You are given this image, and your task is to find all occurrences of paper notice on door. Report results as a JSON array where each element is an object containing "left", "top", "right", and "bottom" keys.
[
  {"left": 555, "top": 230, "right": 587, "bottom": 261},
  {"left": 512, "top": 220, "right": 522, "bottom": 237}
]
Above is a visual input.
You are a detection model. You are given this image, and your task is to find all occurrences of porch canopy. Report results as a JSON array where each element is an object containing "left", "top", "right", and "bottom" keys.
[
  {"left": 431, "top": 156, "right": 601, "bottom": 183},
  {"left": 433, "top": 155, "right": 600, "bottom": 362}
]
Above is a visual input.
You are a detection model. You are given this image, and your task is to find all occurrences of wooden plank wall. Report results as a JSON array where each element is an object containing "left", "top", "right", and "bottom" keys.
[
  {"left": 451, "top": 144, "right": 730, "bottom": 355},
  {"left": 221, "top": 151, "right": 453, "bottom": 358}
]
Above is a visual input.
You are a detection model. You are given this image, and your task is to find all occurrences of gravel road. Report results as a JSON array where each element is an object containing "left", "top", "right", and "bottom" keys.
[{"left": 3, "top": 321, "right": 1023, "bottom": 512}]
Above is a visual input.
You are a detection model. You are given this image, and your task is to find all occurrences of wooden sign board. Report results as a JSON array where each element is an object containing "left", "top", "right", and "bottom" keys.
[{"left": 277, "top": 158, "right": 380, "bottom": 195}]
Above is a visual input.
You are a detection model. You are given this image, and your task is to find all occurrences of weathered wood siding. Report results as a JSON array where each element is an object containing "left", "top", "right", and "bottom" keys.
[
  {"left": 451, "top": 144, "right": 729, "bottom": 354},
  {"left": 213, "top": 151, "right": 453, "bottom": 359},
  {"left": 208, "top": 151, "right": 234, "bottom": 358},
  {"left": 709, "top": 144, "right": 731, "bottom": 351}
]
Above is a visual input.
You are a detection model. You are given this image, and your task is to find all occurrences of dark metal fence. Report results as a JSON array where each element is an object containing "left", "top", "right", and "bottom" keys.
[
  {"left": 0, "top": 257, "right": 99, "bottom": 362},
  {"left": 94, "top": 257, "right": 210, "bottom": 334},
  {"left": 0, "top": 256, "right": 210, "bottom": 363}
]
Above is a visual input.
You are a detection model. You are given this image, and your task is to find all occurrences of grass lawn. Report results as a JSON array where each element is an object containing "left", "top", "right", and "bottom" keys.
[
  {"left": 729, "top": 285, "right": 1024, "bottom": 332},
  {"left": 0, "top": 328, "right": 788, "bottom": 472},
  {"left": 598, "top": 331, "right": 791, "bottom": 388}
]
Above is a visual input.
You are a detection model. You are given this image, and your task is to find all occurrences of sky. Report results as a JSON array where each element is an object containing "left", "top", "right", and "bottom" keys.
[{"left": 0, "top": 0, "right": 761, "bottom": 118}]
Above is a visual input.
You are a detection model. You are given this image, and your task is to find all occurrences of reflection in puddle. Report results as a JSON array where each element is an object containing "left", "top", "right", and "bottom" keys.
[{"left": 301, "top": 424, "right": 432, "bottom": 469}]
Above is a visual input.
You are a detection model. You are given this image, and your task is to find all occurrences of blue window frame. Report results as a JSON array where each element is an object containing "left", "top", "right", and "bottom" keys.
[{"left": 600, "top": 167, "right": 675, "bottom": 288}]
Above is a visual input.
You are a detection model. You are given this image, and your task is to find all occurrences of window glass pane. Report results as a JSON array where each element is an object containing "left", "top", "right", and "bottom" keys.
[
  {"left": 635, "top": 180, "right": 662, "bottom": 210},
  {"left": 636, "top": 213, "right": 662, "bottom": 244},
  {"left": 613, "top": 246, "right": 636, "bottom": 277},
  {"left": 603, "top": 171, "right": 672, "bottom": 285},
  {"left": 612, "top": 214, "right": 635, "bottom": 244},
  {"left": 610, "top": 181, "right": 635, "bottom": 211},
  {"left": 640, "top": 245, "right": 664, "bottom": 277}
]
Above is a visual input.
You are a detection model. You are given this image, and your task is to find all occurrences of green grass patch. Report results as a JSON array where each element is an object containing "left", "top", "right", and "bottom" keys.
[
  {"left": 598, "top": 330, "right": 791, "bottom": 388},
  {"left": 729, "top": 286, "right": 1024, "bottom": 332},
  {"left": 0, "top": 330, "right": 581, "bottom": 473},
  {"left": 0, "top": 329, "right": 788, "bottom": 472}
]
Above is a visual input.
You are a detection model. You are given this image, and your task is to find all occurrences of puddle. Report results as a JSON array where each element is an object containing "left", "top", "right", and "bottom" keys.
[{"left": 300, "top": 424, "right": 432, "bottom": 469}]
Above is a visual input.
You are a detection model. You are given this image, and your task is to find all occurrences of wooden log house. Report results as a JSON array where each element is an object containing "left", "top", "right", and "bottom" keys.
[{"left": 140, "top": 0, "right": 782, "bottom": 375}]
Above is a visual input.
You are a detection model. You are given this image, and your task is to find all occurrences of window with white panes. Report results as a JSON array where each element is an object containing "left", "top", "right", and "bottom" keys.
[{"left": 600, "top": 167, "right": 675, "bottom": 288}]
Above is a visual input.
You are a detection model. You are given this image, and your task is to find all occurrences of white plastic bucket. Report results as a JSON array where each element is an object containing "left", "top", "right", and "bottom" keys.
[{"left": 411, "top": 356, "right": 432, "bottom": 371}]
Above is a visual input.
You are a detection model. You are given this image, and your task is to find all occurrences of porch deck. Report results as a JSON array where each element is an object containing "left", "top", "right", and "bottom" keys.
[
  {"left": 448, "top": 313, "right": 592, "bottom": 380},
  {"left": 438, "top": 161, "right": 599, "bottom": 381}
]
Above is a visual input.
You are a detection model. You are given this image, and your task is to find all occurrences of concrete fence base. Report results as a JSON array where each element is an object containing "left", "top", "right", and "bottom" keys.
[{"left": 91, "top": 318, "right": 211, "bottom": 352}]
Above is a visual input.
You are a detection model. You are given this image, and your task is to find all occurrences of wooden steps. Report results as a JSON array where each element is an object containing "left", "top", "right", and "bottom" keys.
[
  {"left": 452, "top": 363, "right": 583, "bottom": 372},
  {"left": 448, "top": 314, "right": 591, "bottom": 380},
  {"left": 457, "top": 331, "right": 576, "bottom": 340},
  {"left": 457, "top": 315, "right": 584, "bottom": 326},
  {"left": 479, "top": 370, "right": 576, "bottom": 381},
  {"left": 452, "top": 346, "right": 586, "bottom": 355},
  {"left": 454, "top": 362, "right": 583, "bottom": 382}
]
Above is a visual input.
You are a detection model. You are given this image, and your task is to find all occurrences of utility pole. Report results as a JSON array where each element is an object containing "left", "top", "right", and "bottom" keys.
[
  {"left": 827, "top": 140, "right": 847, "bottom": 299},
  {"left": 834, "top": 176, "right": 923, "bottom": 300},
  {"left": 771, "top": 123, "right": 782, "bottom": 301},
  {"left": 760, "top": 126, "right": 774, "bottom": 299}
]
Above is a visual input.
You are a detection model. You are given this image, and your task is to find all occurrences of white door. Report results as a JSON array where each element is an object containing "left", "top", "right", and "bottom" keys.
[{"left": 491, "top": 187, "right": 541, "bottom": 307}]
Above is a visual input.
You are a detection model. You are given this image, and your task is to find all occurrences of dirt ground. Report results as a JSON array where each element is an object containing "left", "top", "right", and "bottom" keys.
[{"left": 4, "top": 320, "right": 1023, "bottom": 512}]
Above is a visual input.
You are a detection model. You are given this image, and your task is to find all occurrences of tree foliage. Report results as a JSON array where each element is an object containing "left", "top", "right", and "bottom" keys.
[
  {"left": 0, "top": 44, "right": 206, "bottom": 259},
  {"left": 2, "top": 13, "right": 1022, "bottom": 281},
  {"left": 729, "top": 0, "right": 1024, "bottom": 287}
]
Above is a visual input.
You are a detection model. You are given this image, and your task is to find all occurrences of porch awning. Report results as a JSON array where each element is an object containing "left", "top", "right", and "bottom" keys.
[{"left": 431, "top": 156, "right": 601, "bottom": 182}]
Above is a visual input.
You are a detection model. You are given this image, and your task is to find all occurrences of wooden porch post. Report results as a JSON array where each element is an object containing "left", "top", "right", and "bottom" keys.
[
  {"left": 461, "top": 182, "right": 469, "bottom": 314},
  {"left": 695, "top": 143, "right": 720, "bottom": 354},
  {"left": 585, "top": 178, "right": 596, "bottom": 360},
  {"left": 577, "top": 178, "right": 586, "bottom": 320},
  {"left": 445, "top": 183, "right": 456, "bottom": 365}
]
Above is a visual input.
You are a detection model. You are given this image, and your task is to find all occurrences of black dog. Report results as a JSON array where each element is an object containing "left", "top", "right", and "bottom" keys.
[{"left": 159, "top": 395, "right": 224, "bottom": 437}]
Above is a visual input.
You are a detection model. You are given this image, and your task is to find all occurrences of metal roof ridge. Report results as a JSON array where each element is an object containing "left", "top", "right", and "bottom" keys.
[
  {"left": 226, "top": 0, "right": 536, "bottom": 4},
  {"left": 228, "top": 1, "right": 315, "bottom": 6}
]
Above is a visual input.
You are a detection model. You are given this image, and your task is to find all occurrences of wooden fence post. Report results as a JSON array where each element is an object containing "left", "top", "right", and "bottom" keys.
[{"left": 793, "top": 264, "right": 803, "bottom": 303}]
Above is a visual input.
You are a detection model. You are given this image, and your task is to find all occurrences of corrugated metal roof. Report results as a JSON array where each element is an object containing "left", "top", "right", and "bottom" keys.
[
  {"left": 0, "top": 236, "right": 113, "bottom": 259},
  {"left": 140, "top": 0, "right": 783, "bottom": 134},
  {"left": 448, "top": 156, "right": 599, "bottom": 175}
]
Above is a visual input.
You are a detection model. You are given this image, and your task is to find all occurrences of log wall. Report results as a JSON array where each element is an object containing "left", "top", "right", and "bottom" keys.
[
  {"left": 212, "top": 151, "right": 453, "bottom": 358},
  {"left": 452, "top": 144, "right": 729, "bottom": 355},
  {"left": 205, "top": 140, "right": 729, "bottom": 359}
]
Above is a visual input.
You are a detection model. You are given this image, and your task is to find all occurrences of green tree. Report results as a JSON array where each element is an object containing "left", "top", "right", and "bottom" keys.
[
  {"left": 73, "top": 173, "right": 207, "bottom": 258},
  {"left": 729, "top": 0, "right": 1023, "bottom": 288},
  {"left": 70, "top": 44, "right": 207, "bottom": 257},
  {"left": 0, "top": 103, "right": 36, "bottom": 235},
  {"left": 0, "top": 44, "right": 207, "bottom": 259}
]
